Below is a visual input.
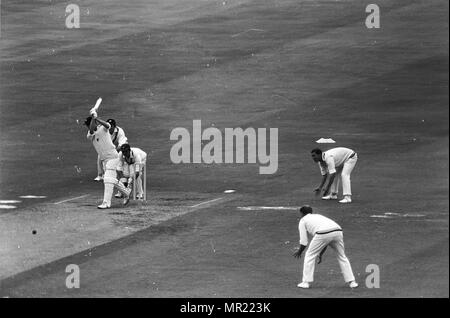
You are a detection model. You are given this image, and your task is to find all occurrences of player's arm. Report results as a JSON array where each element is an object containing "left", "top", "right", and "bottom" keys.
[
  {"left": 317, "top": 245, "right": 328, "bottom": 264},
  {"left": 116, "top": 152, "right": 124, "bottom": 178},
  {"left": 134, "top": 166, "right": 141, "bottom": 178},
  {"left": 117, "top": 128, "right": 128, "bottom": 147},
  {"left": 322, "top": 157, "right": 336, "bottom": 195},
  {"left": 314, "top": 174, "right": 328, "bottom": 195},
  {"left": 88, "top": 115, "right": 97, "bottom": 134},
  {"left": 293, "top": 244, "right": 307, "bottom": 258},
  {"left": 94, "top": 117, "right": 111, "bottom": 129},
  {"left": 293, "top": 220, "right": 308, "bottom": 258},
  {"left": 323, "top": 173, "right": 336, "bottom": 195}
]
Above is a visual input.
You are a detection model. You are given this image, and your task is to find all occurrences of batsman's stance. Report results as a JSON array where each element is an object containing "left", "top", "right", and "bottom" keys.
[
  {"left": 116, "top": 144, "right": 147, "bottom": 200},
  {"left": 85, "top": 112, "right": 131, "bottom": 209},
  {"left": 293, "top": 206, "right": 358, "bottom": 289},
  {"left": 94, "top": 118, "right": 128, "bottom": 181}
]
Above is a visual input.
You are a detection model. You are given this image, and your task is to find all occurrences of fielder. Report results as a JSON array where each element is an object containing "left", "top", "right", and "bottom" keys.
[
  {"left": 85, "top": 113, "right": 131, "bottom": 209},
  {"left": 311, "top": 147, "right": 358, "bottom": 203},
  {"left": 94, "top": 118, "right": 128, "bottom": 181},
  {"left": 116, "top": 144, "right": 147, "bottom": 200},
  {"left": 293, "top": 205, "right": 358, "bottom": 289}
]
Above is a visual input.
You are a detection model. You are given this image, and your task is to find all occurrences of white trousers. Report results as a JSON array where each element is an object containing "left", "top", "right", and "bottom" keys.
[
  {"left": 302, "top": 231, "right": 355, "bottom": 283},
  {"left": 330, "top": 154, "right": 357, "bottom": 196},
  {"left": 101, "top": 158, "right": 130, "bottom": 205}
]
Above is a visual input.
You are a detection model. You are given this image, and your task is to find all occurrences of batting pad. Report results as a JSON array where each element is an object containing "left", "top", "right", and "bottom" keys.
[
  {"left": 104, "top": 174, "right": 130, "bottom": 196},
  {"left": 115, "top": 180, "right": 131, "bottom": 196}
]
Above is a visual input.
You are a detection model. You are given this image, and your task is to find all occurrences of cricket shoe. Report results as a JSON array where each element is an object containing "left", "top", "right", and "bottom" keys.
[
  {"left": 322, "top": 194, "right": 338, "bottom": 200},
  {"left": 94, "top": 176, "right": 103, "bottom": 182},
  {"left": 348, "top": 281, "right": 359, "bottom": 289},
  {"left": 97, "top": 202, "right": 110, "bottom": 209},
  {"left": 339, "top": 196, "right": 352, "bottom": 204},
  {"left": 123, "top": 194, "right": 131, "bottom": 206},
  {"left": 114, "top": 192, "right": 123, "bottom": 198},
  {"left": 297, "top": 282, "right": 310, "bottom": 289}
]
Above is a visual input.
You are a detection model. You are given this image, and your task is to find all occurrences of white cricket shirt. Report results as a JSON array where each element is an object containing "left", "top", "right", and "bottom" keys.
[
  {"left": 87, "top": 124, "right": 118, "bottom": 161},
  {"left": 117, "top": 147, "right": 147, "bottom": 171},
  {"left": 298, "top": 214, "right": 342, "bottom": 246},
  {"left": 318, "top": 147, "right": 355, "bottom": 175}
]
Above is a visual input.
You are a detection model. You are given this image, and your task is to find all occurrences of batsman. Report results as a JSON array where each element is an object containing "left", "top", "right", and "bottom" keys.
[{"left": 84, "top": 99, "right": 131, "bottom": 209}]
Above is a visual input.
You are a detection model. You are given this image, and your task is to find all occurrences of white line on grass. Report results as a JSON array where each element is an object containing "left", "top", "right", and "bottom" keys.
[
  {"left": 370, "top": 215, "right": 393, "bottom": 218},
  {"left": 0, "top": 200, "right": 21, "bottom": 204},
  {"left": 190, "top": 197, "right": 224, "bottom": 208},
  {"left": 231, "top": 28, "right": 265, "bottom": 38},
  {"left": 237, "top": 206, "right": 299, "bottom": 211},
  {"left": 54, "top": 194, "right": 89, "bottom": 205},
  {"left": 0, "top": 205, "right": 16, "bottom": 209},
  {"left": 20, "top": 195, "right": 47, "bottom": 199}
]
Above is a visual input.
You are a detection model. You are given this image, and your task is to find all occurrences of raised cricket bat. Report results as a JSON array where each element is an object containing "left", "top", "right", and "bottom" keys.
[{"left": 90, "top": 97, "right": 102, "bottom": 114}]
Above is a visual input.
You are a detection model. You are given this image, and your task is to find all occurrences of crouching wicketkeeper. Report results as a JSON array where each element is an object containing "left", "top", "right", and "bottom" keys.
[{"left": 116, "top": 144, "right": 147, "bottom": 200}]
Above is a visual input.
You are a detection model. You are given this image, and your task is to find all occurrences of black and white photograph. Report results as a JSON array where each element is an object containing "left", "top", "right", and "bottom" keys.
[{"left": 0, "top": 0, "right": 448, "bottom": 302}]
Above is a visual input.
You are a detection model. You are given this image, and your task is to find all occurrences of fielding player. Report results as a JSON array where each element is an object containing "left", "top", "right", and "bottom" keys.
[
  {"left": 94, "top": 119, "right": 128, "bottom": 181},
  {"left": 116, "top": 144, "right": 147, "bottom": 200},
  {"left": 293, "top": 205, "right": 358, "bottom": 289},
  {"left": 311, "top": 147, "right": 358, "bottom": 203},
  {"left": 85, "top": 112, "right": 131, "bottom": 209}
]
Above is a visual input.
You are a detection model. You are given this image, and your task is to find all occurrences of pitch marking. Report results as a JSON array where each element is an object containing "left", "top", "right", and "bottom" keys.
[
  {"left": 237, "top": 206, "right": 299, "bottom": 211},
  {"left": 190, "top": 197, "right": 224, "bottom": 208},
  {"left": 370, "top": 215, "right": 393, "bottom": 218},
  {"left": 271, "top": 94, "right": 297, "bottom": 105},
  {"left": 54, "top": 194, "right": 89, "bottom": 205},
  {"left": 371, "top": 213, "right": 426, "bottom": 219},
  {"left": 231, "top": 28, "right": 265, "bottom": 38},
  {"left": 0, "top": 205, "right": 17, "bottom": 209},
  {"left": 20, "top": 195, "right": 47, "bottom": 199}
]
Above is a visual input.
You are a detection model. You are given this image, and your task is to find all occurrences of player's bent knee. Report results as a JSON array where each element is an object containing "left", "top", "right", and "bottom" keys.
[{"left": 103, "top": 176, "right": 118, "bottom": 185}]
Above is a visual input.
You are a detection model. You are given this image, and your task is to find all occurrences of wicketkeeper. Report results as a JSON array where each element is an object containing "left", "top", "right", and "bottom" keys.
[{"left": 116, "top": 144, "right": 147, "bottom": 200}]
